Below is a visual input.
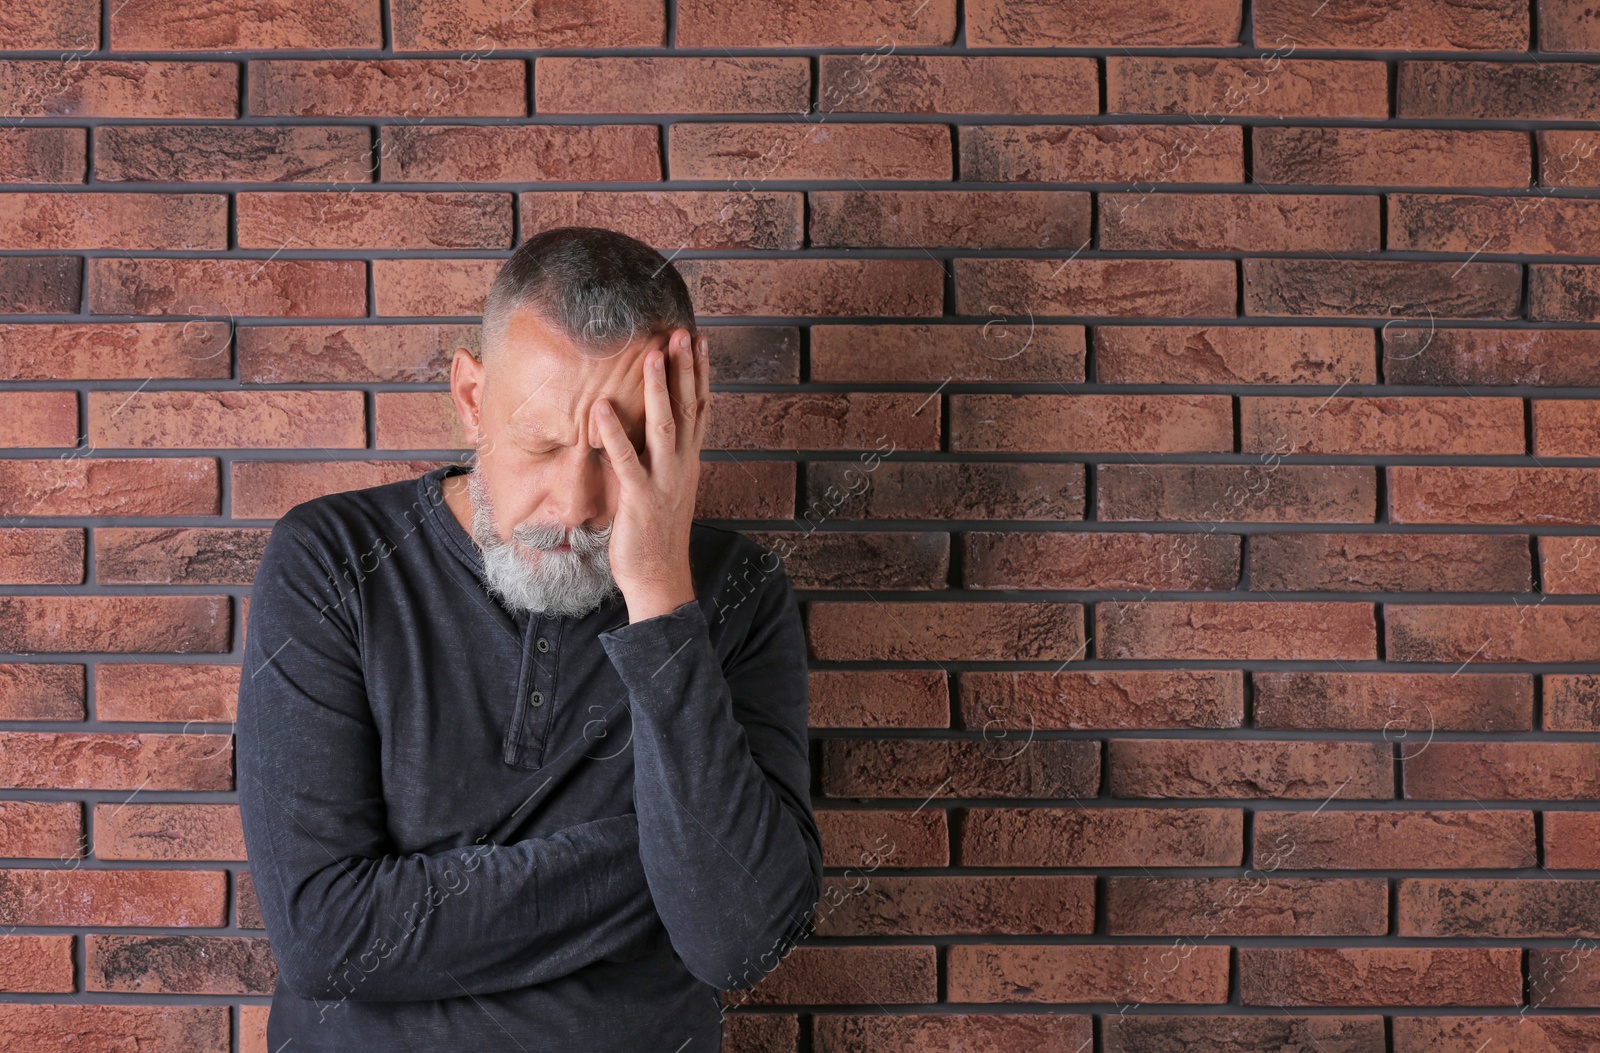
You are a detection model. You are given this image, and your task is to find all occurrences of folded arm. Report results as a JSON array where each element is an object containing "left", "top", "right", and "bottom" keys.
[
  {"left": 598, "top": 550, "right": 822, "bottom": 991},
  {"left": 237, "top": 521, "right": 665, "bottom": 1004}
]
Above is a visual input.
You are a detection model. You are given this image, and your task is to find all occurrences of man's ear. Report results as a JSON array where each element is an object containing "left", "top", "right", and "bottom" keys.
[{"left": 449, "top": 347, "right": 487, "bottom": 448}]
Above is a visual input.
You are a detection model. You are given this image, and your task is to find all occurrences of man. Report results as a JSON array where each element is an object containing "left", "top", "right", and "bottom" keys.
[{"left": 236, "top": 226, "right": 822, "bottom": 1052}]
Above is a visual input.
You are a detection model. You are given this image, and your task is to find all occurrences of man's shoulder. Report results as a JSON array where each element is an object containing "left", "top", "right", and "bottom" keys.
[{"left": 267, "top": 466, "right": 444, "bottom": 566}]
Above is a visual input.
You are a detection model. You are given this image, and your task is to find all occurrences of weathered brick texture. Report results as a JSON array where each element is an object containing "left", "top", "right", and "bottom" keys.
[{"left": 0, "top": 2, "right": 1596, "bottom": 1051}]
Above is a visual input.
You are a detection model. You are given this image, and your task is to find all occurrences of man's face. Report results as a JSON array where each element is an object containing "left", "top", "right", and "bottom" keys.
[{"left": 450, "top": 306, "right": 665, "bottom": 618}]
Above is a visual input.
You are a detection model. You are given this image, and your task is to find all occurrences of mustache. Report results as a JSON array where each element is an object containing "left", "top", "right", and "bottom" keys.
[{"left": 507, "top": 519, "right": 611, "bottom": 554}]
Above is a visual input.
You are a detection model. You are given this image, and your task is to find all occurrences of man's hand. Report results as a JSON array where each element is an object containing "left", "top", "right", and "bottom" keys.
[{"left": 591, "top": 326, "right": 710, "bottom": 623}]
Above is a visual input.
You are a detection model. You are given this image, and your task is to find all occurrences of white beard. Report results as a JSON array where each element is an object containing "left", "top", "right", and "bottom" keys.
[{"left": 465, "top": 467, "right": 621, "bottom": 618}]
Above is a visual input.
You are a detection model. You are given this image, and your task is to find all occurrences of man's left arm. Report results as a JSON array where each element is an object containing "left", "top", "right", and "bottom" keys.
[{"left": 598, "top": 555, "right": 821, "bottom": 992}]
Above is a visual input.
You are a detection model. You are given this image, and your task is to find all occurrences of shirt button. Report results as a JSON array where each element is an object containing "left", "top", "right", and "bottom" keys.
[
  {"left": 535, "top": 637, "right": 549, "bottom": 653},
  {"left": 530, "top": 690, "right": 544, "bottom": 707}
]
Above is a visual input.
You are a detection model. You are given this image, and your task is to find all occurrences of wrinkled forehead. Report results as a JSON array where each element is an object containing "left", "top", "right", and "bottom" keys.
[{"left": 488, "top": 316, "right": 665, "bottom": 444}]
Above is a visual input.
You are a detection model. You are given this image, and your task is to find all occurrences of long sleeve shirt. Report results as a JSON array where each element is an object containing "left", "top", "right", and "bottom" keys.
[{"left": 235, "top": 463, "right": 822, "bottom": 1053}]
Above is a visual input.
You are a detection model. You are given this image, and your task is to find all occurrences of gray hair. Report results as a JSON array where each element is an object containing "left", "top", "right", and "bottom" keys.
[{"left": 478, "top": 226, "right": 698, "bottom": 367}]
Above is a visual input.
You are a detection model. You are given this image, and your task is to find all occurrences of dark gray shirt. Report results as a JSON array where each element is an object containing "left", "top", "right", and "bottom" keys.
[{"left": 236, "top": 463, "right": 821, "bottom": 1052}]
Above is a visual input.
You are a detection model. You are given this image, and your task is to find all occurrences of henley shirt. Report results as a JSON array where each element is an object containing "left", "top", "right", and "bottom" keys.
[{"left": 235, "top": 462, "right": 822, "bottom": 1053}]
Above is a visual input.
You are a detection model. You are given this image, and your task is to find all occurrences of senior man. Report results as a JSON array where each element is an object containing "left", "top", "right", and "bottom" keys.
[{"left": 236, "top": 226, "right": 822, "bottom": 1052}]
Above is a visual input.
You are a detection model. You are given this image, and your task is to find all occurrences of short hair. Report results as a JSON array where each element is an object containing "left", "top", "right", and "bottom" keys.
[{"left": 478, "top": 226, "right": 698, "bottom": 367}]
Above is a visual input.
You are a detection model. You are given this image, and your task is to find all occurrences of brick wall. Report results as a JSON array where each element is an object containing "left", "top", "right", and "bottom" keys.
[{"left": 2, "top": 0, "right": 1599, "bottom": 1050}]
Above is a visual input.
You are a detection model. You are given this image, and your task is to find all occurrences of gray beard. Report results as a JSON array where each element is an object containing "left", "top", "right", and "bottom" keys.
[{"left": 465, "top": 467, "right": 621, "bottom": 618}]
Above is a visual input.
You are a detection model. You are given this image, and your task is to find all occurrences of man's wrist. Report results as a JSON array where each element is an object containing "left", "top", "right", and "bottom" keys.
[{"left": 624, "top": 582, "right": 697, "bottom": 624}]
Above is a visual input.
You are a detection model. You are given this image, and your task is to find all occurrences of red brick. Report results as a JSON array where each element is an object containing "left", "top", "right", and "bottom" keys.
[
  {"left": 1405, "top": 742, "right": 1600, "bottom": 800},
  {"left": 706, "top": 393, "right": 940, "bottom": 452},
  {"left": 1101, "top": 192, "right": 1380, "bottom": 252},
  {"left": 87, "top": 934, "right": 275, "bottom": 995},
  {"left": 816, "top": 808, "right": 948, "bottom": 868},
  {"left": 112, "top": 0, "right": 379, "bottom": 48},
  {"left": 1383, "top": 326, "right": 1600, "bottom": 386},
  {"left": 0, "top": 127, "right": 85, "bottom": 182},
  {"left": 817, "top": 1014, "right": 1094, "bottom": 1053},
  {"left": 382, "top": 124, "right": 658, "bottom": 182},
  {"left": 746, "top": 530, "right": 948, "bottom": 591},
  {"left": 0, "top": 322, "right": 231, "bottom": 381},
  {"left": 240, "top": 1004, "right": 269, "bottom": 1051},
  {"left": 91, "top": 806, "right": 235, "bottom": 864},
  {"left": 89, "top": 258, "right": 367, "bottom": 318},
  {"left": 968, "top": 0, "right": 1241, "bottom": 46},
  {"left": 0, "top": 528, "right": 83, "bottom": 584},
  {"left": 676, "top": 0, "right": 955, "bottom": 46},
  {"left": 1399, "top": 60, "right": 1600, "bottom": 120},
  {"left": 0, "top": 801, "right": 84, "bottom": 858},
  {"left": 1394, "top": 1016, "right": 1600, "bottom": 1049},
  {"left": 1112, "top": 739, "right": 1392, "bottom": 799},
  {"left": 730, "top": 946, "right": 936, "bottom": 1005},
  {"left": 0, "top": 868, "right": 226, "bottom": 925},
  {"left": 679, "top": 258, "right": 944, "bottom": 317},
  {"left": 1106, "top": 876, "right": 1387, "bottom": 935},
  {"left": 1527, "top": 947, "right": 1600, "bottom": 1008},
  {"left": 1389, "top": 604, "right": 1600, "bottom": 663},
  {"left": 1107, "top": 57, "right": 1388, "bottom": 119},
  {"left": 1254, "top": 671, "right": 1533, "bottom": 732},
  {"left": 0, "top": 597, "right": 229, "bottom": 654},
  {"left": 671, "top": 122, "right": 949, "bottom": 181},
  {"left": 1243, "top": 259, "right": 1522, "bottom": 319},
  {"left": 1257, "top": 0, "right": 1526, "bottom": 49},
  {"left": 1250, "top": 533, "right": 1533, "bottom": 594},
  {"left": 1241, "top": 396, "right": 1524, "bottom": 456},
  {"left": 0, "top": 1005, "right": 228, "bottom": 1051},
  {"left": 811, "top": 323, "right": 1085, "bottom": 383},
  {"left": 373, "top": 258, "right": 499, "bottom": 317},
  {"left": 95, "top": 662, "right": 239, "bottom": 723},
  {"left": 0, "top": 458, "right": 217, "bottom": 518},
  {"left": 88, "top": 390, "right": 364, "bottom": 450},
  {"left": 963, "top": 531, "right": 1239, "bottom": 590},
  {"left": 95, "top": 528, "right": 268, "bottom": 586},
  {"left": 818, "top": 55, "right": 1095, "bottom": 114},
  {"left": 1539, "top": 129, "right": 1600, "bottom": 188},
  {"left": 952, "top": 393, "right": 1232, "bottom": 453},
  {"left": 1240, "top": 947, "right": 1522, "bottom": 1006},
  {"left": 0, "top": 390, "right": 76, "bottom": 447},
  {"left": 96, "top": 126, "right": 372, "bottom": 184},
  {"left": 0, "top": 0, "right": 97, "bottom": 49},
  {"left": 0, "top": 257, "right": 80, "bottom": 313},
  {"left": 0, "top": 936, "right": 74, "bottom": 992},
  {"left": 372, "top": 391, "right": 462, "bottom": 450},
  {"left": 1392, "top": 192, "right": 1600, "bottom": 256},
  {"left": 948, "top": 943, "right": 1231, "bottom": 1003},
  {"left": 392, "top": 0, "right": 665, "bottom": 50},
  {"left": 1542, "top": 0, "right": 1600, "bottom": 51},
  {"left": 1548, "top": 671, "right": 1600, "bottom": 745},
  {"left": 822, "top": 738, "right": 1098, "bottom": 799},
  {"left": 961, "top": 806, "right": 1241, "bottom": 867},
  {"left": 1099, "top": 600, "right": 1377, "bottom": 660},
  {"left": 1097, "top": 324, "right": 1376, "bottom": 385},
  {"left": 808, "top": 602, "right": 1085, "bottom": 661},
  {"left": 808, "top": 671, "right": 947, "bottom": 730},
  {"left": 249, "top": 59, "right": 523, "bottom": 117},
  {"left": 1256, "top": 127, "right": 1530, "bottom": 188},
  {"left": 961, "top": 124, "right": 1243, "bottom": 183},
  {"left": 955, "top": 258, "right": 1236, "bottom": 318},
  {"left": 237, "top": 191, "right": 510, "bottom": 251},
  {"left": 1098, "top": 464, "right": 1378, "bottom": 523},
  {"left": 957, "top": 669, "right": 1244, "bottom": 730},
  {"left": 811, "top": 189, "right": 1086, "bottom": 249},
  {"left": 1108, "top": 1016, "right": 1386, "bottom": 1052},
  {"left": 815, "top": 876, "right": 1095, "bottom": 937},
  {"left": 1530, "top": 263, "right": 1600, "bottom": 322},
  {"left": 0, "top": 60, "right": 237, "bottom": 118},
  {"left": 1254, "top": 809, "right": 1536, "bottom": 869},
  {"left": 1545, "top": 810, "right": 1600, "bottom": 868},
  {"left": 522, "top": 190, "right": 801, "bottom": 251},
  {"left": 230, "top": 459, "right": 445, "bottom": 520},
  {"left": 807, "top": 461, "right": 1085, "bottom": 522},
  {"left": 0, "top": 664, "right": 83, "bottom": 721},
  {"left": 1541, "top": 538, "right": 1600, "bottom": 596},
  {"left": 0, "top": 192, "right": 225, "bottom": 250},
  {"left": 0, "top": 729, "right": 230, "bottom": 791},
  {"left": 1535, "top": 399, "right": 1600, "bottom": 457},
  {"left": 239, "top": 323, "right": 476, "bottom": 384},
  {"left": 1390, "top": 466, "right": 1600, "bottom": 525},
  {"left": 1399, "top": 878, "right": 1600, "bottom": 937},
  {"left": 537, "top": 56, "right": 808, "bottom": 114}
]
